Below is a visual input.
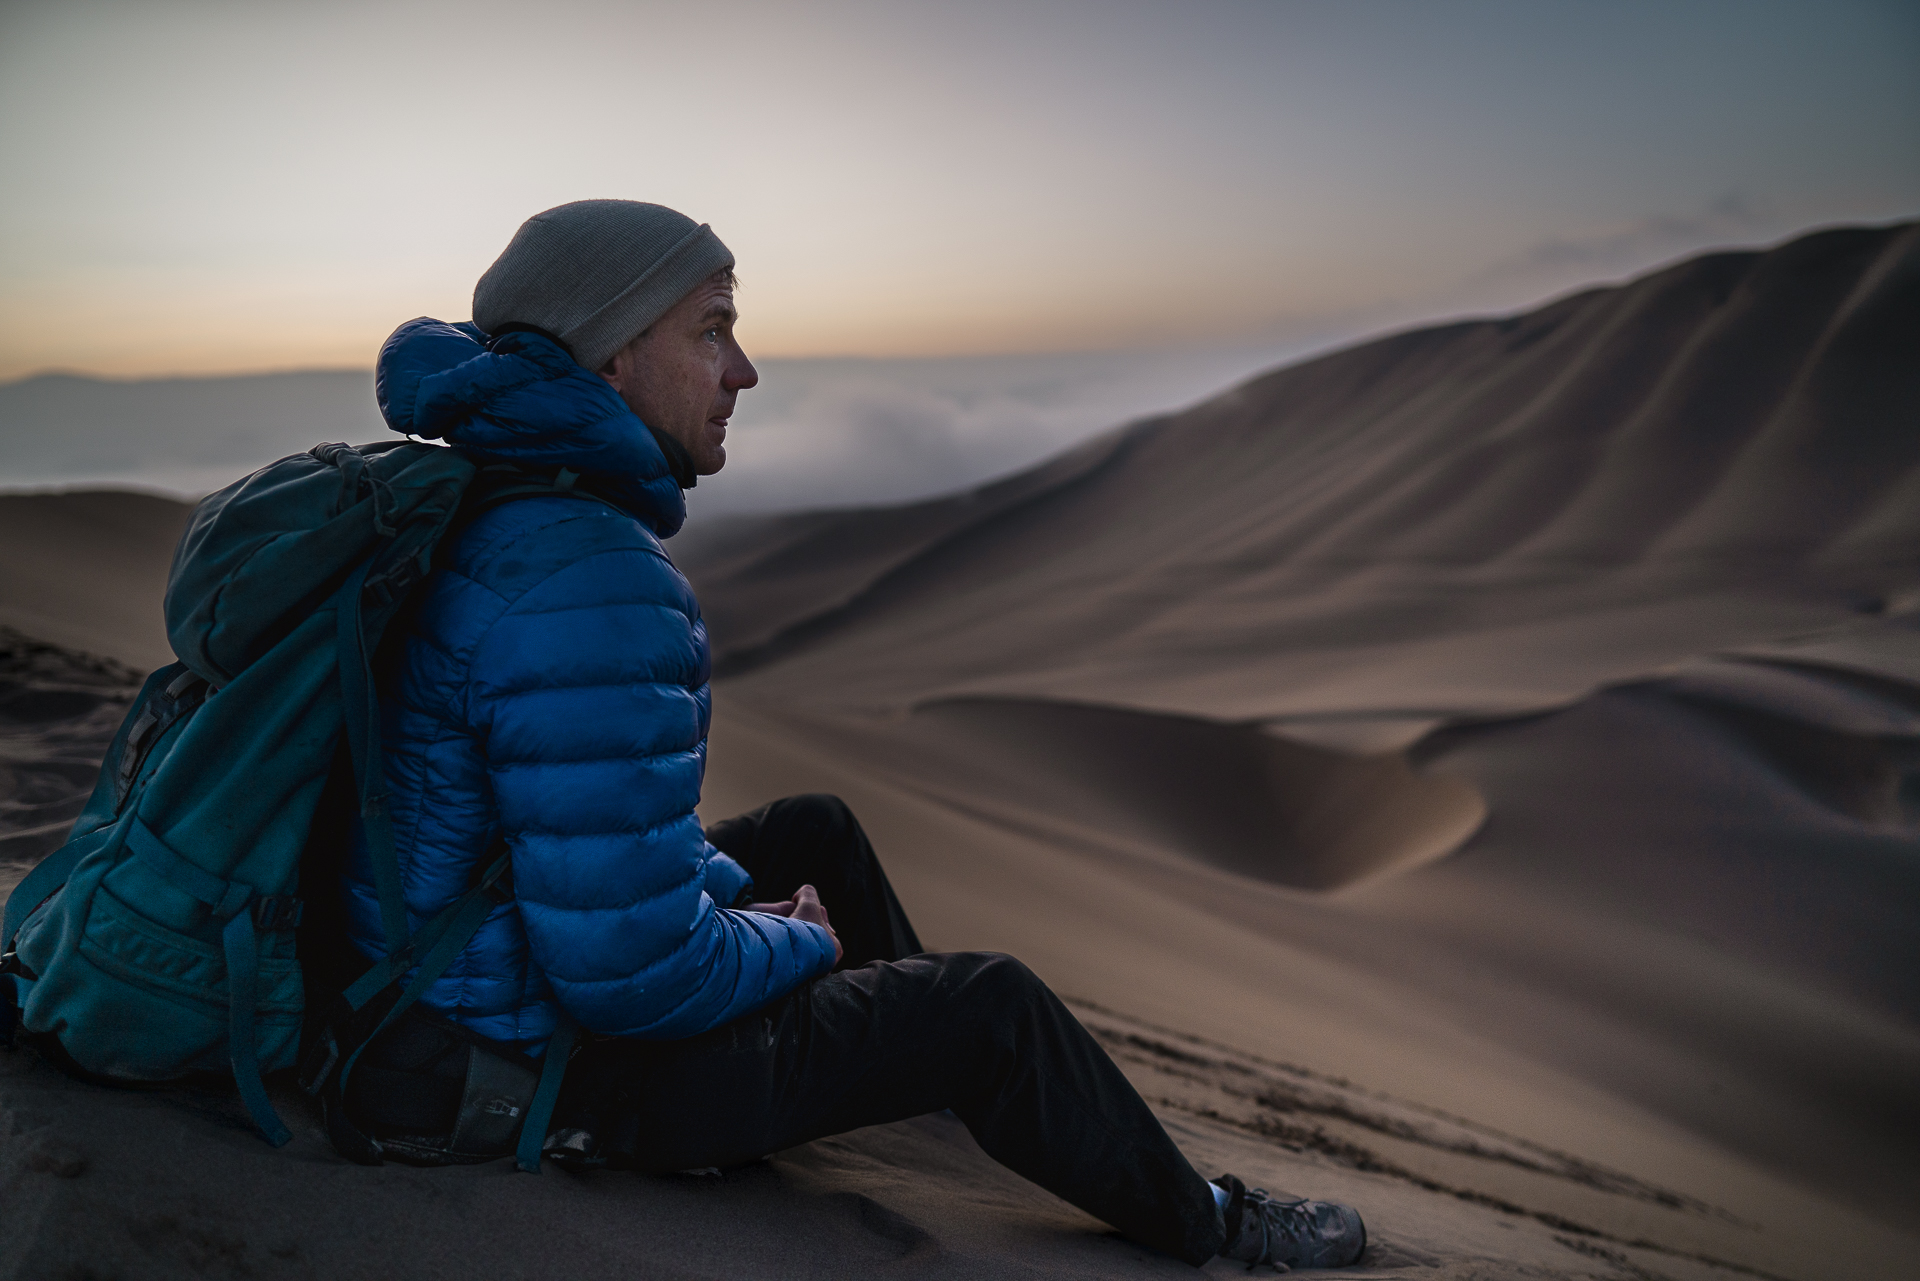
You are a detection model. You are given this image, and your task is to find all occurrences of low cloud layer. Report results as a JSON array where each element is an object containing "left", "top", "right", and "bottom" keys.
[
  {"left": 690, "top": 344, "right": 1320, "bottom": 516},
  {"left": 0, "top": 343, "right": 1321, "bottom": 519}
]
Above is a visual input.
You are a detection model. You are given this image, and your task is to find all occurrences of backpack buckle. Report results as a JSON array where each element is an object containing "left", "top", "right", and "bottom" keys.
[
  {"left": 299, "top": 1026, "right": 340, "bottom": 1095},
  {"left": 253, "top": 896, "right": 305, "bottom": 931},
  {"left": 476, "top": 851, "right": 514, "bottom": 904}
]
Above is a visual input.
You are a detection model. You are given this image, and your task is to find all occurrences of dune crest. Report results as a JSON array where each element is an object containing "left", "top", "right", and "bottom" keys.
[
  {"left": 681, "top": 222, "right": 1920, "bottom": 728},
  {"left": 895, "top": 696, "right": 1485, "bottom": 890}
]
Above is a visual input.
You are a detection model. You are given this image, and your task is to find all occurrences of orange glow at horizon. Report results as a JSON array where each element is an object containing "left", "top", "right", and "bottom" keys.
[{"left": 2, "top": 0, "right": 1915, "bottom": 382}]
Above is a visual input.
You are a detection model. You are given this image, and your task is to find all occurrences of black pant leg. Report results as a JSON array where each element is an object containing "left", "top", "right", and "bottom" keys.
[
  {"left": 705, "top": 793, "right": 924, "bottom": 968},
  {"left": 578, "top": 951, "right": 1226, "bottom": 1266}
]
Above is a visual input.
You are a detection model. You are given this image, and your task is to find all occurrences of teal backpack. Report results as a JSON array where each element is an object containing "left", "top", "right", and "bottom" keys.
[{"left": 0, "top": 440, "right": 599, "bottom": 1171}]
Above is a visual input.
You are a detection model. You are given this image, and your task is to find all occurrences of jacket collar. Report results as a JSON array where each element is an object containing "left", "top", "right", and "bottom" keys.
[{"left": 375, "top": 317, "right": 688, "bottom": 538}]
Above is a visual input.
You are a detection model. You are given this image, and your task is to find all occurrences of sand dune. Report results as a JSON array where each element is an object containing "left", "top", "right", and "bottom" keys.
[
  {"left": 2, "top": 222, "right": 1916, "bottom": 1279},
  {"left": 677, "top": 221, "right": 1920, "bottom": 1274},
  {"left": 0, "top": 491, "right": 188, "bottom": 669},
  {"left": 681, "top": 224, "right": 1919, "bottom": 715},
  {"left": 805, "top": 695, "right": 1489, "bottom": 890}
]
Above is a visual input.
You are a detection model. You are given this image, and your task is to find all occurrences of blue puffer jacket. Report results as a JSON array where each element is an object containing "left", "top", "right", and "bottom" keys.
[{"left": 342, "top": 318, "right": 838, "bottom": 1048}]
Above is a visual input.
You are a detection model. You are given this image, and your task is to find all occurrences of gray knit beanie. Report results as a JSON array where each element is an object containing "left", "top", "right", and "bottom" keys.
[{"left": 472, "top": 199, "right": 735, "bottom": 373}]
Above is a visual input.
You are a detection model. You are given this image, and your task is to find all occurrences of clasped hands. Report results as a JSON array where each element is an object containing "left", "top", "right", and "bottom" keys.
[{"left": 744, "top": 883, "right": 843, "bottom": 966}]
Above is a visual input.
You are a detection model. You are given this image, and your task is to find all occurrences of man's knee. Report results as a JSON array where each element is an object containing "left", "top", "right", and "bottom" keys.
[
  {"left": 959, "top": 951, "right": 1049, "bottom": 1005},
  {"left": 768, "top": 792, "right": 856, "bottom": 839}
]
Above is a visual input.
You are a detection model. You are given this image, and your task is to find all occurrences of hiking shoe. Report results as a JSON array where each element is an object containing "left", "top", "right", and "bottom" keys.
[{"left": 1213, "top": 1174, "right": 1366, "bottom": 1271}]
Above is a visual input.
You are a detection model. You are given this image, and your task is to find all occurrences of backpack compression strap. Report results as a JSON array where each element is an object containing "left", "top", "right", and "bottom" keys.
[
  {"left": 114, "top": 817, "right": 302, "bottom": 1145},
  {"left": 2, "top": 667, "right": 207, "bottom": 953}
]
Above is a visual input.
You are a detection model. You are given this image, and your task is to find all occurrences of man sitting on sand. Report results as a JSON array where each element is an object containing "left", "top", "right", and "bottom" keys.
[{"left": 347, "top": 198, "right": 1366, "bottom": 1272}]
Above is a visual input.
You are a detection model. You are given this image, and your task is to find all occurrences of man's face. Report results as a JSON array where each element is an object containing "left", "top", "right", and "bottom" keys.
[{"left": 598, "top": 271, "right": 758, "bottom": 476}]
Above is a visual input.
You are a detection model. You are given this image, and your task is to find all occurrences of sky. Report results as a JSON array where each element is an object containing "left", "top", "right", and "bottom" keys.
[{"left": 2, "top": 0, "right": 1916, "bottom": 383}]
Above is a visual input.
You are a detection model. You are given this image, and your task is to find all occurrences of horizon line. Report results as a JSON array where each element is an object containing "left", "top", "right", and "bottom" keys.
[{"left": 8, "top": 216, "right": 1908, "bottom": 390}]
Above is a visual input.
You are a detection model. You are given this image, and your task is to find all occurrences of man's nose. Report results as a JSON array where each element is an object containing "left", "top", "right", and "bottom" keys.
[{"left": 725, "top": 344, "right": 759, "bottom": 392}]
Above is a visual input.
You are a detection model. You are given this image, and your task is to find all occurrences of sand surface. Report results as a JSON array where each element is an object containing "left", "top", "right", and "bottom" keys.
[
  {"left": 3, "top": 222, "right": 1917, "bottom": 1279},
  {"left": 0, "top": 491, "right": 188, "bottom": 669}
]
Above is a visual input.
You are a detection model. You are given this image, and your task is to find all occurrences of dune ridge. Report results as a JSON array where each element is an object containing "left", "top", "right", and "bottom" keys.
[
  {"left": 681, "top": 222, "right": 1919, "bottom": 722},
  {"left": 796, "top": 695, "right": 1489, "bottom": 891}
]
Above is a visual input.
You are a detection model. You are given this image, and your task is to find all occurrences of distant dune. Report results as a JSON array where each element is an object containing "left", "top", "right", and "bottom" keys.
[
  {"left": 0, "top": 369, "right": 382, "bottom": 498},
  {"left": 2, "top": 222, "right": 1916, "bottom": 1279},
  {"left": 682, "top": 223, "right": 1919, "bottom": 701}
]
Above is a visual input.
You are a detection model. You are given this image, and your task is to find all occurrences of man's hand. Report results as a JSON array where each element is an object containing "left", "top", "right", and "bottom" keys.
[{"left": 747, "top": 884, "right": 841, "bottom": 967}]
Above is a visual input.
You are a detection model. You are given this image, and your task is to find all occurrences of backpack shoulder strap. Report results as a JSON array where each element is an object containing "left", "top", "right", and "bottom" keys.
[
  {"left": 455, "top": 464, "right": 633, "bottom": 530},
  {"left": 339, "top": 463, "right": 614, "bottom": 953}
]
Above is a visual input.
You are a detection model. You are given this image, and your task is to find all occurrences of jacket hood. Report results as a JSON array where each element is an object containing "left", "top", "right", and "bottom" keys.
[{"left": 374, "top": 317, "right": 688, "bottom": 537}]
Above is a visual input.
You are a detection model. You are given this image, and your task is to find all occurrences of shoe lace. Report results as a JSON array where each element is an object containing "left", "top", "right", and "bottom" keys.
[{"left": 1242, "top": 1185, "right": 1310, "bottom": 1271}]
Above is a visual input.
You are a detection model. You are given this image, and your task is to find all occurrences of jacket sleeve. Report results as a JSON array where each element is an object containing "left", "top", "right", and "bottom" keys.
[
  {"left": 702, "top": 846, "right": 753, "bottom": 908},
  {"left": 466, "top": 517, "right": 837, "bottom": 1039}
]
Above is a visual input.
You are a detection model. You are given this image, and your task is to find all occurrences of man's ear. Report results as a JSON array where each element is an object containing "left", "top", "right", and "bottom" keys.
[{"left": 598, "top": 327, "right": 651, "bottom": 386}]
